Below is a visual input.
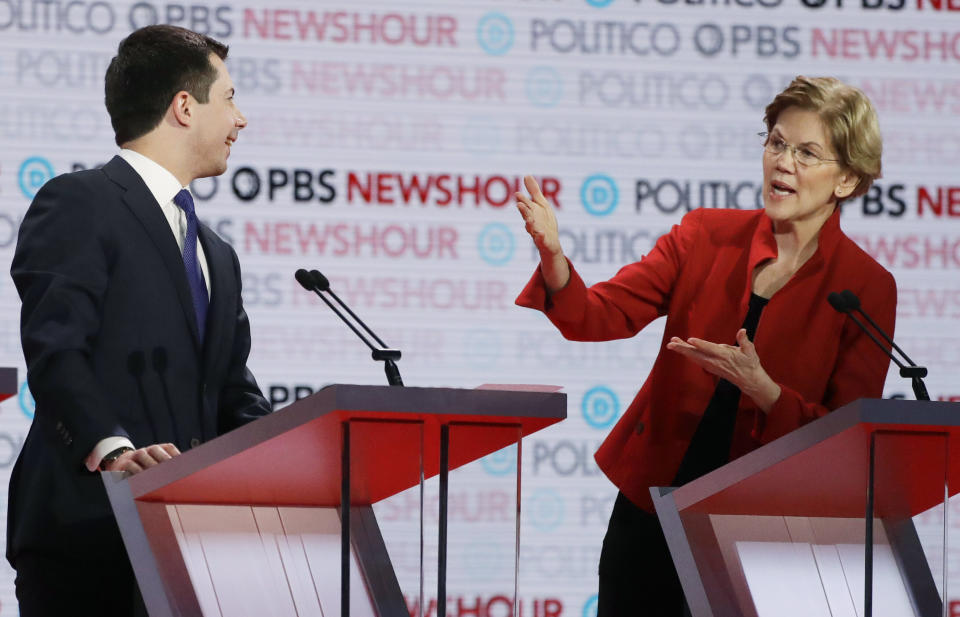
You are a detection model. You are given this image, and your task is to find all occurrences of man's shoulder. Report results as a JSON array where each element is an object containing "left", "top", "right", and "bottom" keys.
[
  {"left": 43, "top": 166, "right": 110, "bottom": 191},
  {"left": 34, "top": 160, "right": 122, "bottom": 203}
]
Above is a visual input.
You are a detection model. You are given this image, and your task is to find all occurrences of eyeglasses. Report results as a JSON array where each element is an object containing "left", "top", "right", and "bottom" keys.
[{"left": 759, "top": 132, "right": 840, "bottom": 168}]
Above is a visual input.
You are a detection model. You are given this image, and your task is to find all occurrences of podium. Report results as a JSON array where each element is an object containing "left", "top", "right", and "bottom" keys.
[
  {"left": 0, "top": 367, "right": 16, "bottom": 402},
  {"left": 103, "top": 384, "right": 566, "bottom": 617},
  {"left": 652, "top": 398, "right": 960, "bottom": 617}
]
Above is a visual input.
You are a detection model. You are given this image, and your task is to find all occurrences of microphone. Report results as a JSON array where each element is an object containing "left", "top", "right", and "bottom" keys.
[
  {"left": 152, "top": 347, "right": 182, "bottom": 445},
  {"left": 295, "top": 268, "right": 404, "bottom": 386},
  {"left": 828, "top": 289, "right": 929, "bottom": 401},
  {"left": 127, "top": 351, "right": 160, "bottom": 441}
]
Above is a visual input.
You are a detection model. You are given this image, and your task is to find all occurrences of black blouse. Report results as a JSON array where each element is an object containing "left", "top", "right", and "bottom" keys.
[{"left": 672, "top": 292, "right": 769, "bottom": 486}]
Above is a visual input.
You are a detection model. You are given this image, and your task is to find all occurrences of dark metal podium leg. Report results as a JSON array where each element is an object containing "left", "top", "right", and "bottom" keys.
[
  {"left": 438, "top": 424, "right": 449, "bottom": 617},
  {"left": 342, "top": 421, "right": 351, "bottom": 617}
]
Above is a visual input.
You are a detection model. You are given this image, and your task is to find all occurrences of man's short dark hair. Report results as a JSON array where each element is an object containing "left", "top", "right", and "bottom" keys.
[{"left": 105, "top": 25, "right": 229, "bottom": 146}]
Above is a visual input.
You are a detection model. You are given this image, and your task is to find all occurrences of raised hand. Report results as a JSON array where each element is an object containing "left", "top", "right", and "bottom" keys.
[{"left": 516, "top": 175, "right": 570, "bottom": 292}]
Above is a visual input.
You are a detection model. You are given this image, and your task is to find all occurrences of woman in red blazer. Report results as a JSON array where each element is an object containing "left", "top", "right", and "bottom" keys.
[{"left": 515, "top": 77, "right": 896, "bottom": 616}]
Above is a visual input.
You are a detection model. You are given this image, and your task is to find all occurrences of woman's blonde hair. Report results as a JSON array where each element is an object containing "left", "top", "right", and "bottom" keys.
[{"left": 764, "top": 76, "right": 882, "bottom": 199}]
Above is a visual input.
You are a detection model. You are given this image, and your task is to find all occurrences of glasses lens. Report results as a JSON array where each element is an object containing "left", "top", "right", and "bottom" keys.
[{"left": 766, "top": 138, "right": 785, "bottom": 155}]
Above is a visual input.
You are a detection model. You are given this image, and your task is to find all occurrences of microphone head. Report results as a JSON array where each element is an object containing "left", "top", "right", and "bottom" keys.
[
  {"left": 827, "top": 291, "right": 849, "bottom": 313},
  {"left": 309, "top": 269, "right": 330, "bottom": 292},
  {"left": 841, "top": 289, "right": 861, "bottom": 311},
  {"left": 294, "top": 268, "right": 316, "bottom": 291}
]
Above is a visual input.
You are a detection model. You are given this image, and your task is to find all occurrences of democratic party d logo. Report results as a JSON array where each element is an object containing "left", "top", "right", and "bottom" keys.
[{"left": 580, "top": 174, "right": 619, "bottom": 217}]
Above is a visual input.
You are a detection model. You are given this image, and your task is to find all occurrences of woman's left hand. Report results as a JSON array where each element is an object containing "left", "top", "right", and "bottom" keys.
[{"left": 666, "top": 329, "right": 782, "bottom": 412}]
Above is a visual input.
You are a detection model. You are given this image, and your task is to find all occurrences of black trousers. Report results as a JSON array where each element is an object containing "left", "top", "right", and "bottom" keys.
[
  {"left": 15, "top": 549, "right": 147, "bottom": 617},
  {"left": 598, "top": 492, "right": 690, "bottom": 617}
]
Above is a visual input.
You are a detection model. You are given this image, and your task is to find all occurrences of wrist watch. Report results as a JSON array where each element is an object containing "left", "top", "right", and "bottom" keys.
[{"left": 99, "top": 446, "right": 134, "bottom": 471}]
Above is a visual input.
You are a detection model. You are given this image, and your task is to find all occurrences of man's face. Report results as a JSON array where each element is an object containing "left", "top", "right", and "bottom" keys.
[{"left": 191, "top": 54, "right": 246, "bottom": 179}]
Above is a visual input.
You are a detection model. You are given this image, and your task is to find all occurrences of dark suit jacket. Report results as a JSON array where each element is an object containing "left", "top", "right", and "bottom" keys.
[
  {"left": 7, "top": 155, "right": 271, "bottom": 562},
  {"left": 518, "top": 207, "right": 896, "bottom": 511}
]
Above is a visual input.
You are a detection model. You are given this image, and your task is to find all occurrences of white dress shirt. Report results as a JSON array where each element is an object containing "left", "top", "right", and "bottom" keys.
[{"left": 85, "top": 149, "right": 212, "bottom": 471}]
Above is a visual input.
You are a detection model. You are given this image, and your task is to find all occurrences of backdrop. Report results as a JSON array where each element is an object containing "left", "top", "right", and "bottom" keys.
[{"left": 0, "top": 0, "right": 958, "bottom": 615}]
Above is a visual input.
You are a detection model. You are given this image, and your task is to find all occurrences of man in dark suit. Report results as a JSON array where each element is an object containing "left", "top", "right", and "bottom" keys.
[{"left": 7, "top": 25, "right": 271, "bottom": 616}]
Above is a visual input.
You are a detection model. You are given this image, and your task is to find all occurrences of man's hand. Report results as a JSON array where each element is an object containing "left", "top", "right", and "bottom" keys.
[{"left": 103, "top": 443, "right": 181, "bottom": 474}]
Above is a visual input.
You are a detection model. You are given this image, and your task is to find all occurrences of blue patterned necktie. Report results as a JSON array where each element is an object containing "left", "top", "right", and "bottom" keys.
[{"left": 173, "top": 189, "right": 209, "bottom": 340}]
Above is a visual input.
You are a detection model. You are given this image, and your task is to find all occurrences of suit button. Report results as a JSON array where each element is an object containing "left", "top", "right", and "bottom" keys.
[
  {"left": 65, "top": 437, "right": 73, "bottom": 446},
  {"left": 635, "top": 421, "right": 645, "bottom": 435},
  {"left": 56, "top": 421, "right": 63, "bottom": 431},
  {"left": 190, "top": 438, "right": 201, "bottom": 448}
]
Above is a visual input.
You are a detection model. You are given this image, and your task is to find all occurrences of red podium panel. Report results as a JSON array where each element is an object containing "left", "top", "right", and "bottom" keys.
[
  {"left": 104, "top": 384, "right": 566, "bottom": 617},
  {"left": 652, "top": 398, "right": 960, "bottom": 617},
  {"left": 0, "top": 367, "right": 16, "bottom": 403}
]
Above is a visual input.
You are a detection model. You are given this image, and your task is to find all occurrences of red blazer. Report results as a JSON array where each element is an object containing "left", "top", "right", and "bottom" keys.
[{"left": 517, "top": 207, "right": 896, "bottom": 511}]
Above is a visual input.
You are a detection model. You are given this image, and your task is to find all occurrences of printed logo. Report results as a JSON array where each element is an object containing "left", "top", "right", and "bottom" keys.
[
  {"left": 580, "top": 174, "right": 619, "bottom": 217},
  {"left": 525, "top": 66, "right": 563, "bottom": 108},
  {"left": 19, "top": 381, "right": 35, "bottom": 421},
  {"left": 582, "top": 385, "right": 620, "bottom": 429},
  {"left": 462, "top": 329, "right": 502, "bottom": 369},
  {"left": 18, "top": 157, "right": 55, "bottom": 200},
  {"left": 481, "top": 443, "right": 518, "bottom": 476},
  {"left": 461, "top": 116, "right": 502, "bottom": 155},
  {"left": 583, "top": 594, "right": 599, "bottom": 617},
  {"left": 477, "top": 13, "right": 514, "bottom": 56},
  {"left": 586, "top": 0, "right": 616, "bottom": 6},
  {"left": 477, "top": 222, "right": 515, "bottom": 266},
  {"left": 462, "top": 538, "right": 506, "bottom": 579},
  {"left": 527, "top": 488, "right": 564, "bottom": 531}
]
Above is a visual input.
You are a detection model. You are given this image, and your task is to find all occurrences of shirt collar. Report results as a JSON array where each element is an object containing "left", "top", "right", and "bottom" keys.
[
  {"left": 743, "top": 206, "right": 844, "bottom": 307},
  {"left": 118, "top": 148, "right": 188, "bottom": 207},
  {"left": 748, "top": 206, "right": 844, "bottom": 273}
]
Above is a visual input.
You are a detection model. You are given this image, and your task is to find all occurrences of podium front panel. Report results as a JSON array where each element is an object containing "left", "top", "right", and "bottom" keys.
[
  {"left": 444, "top": 423, "right": 522, "bottom": 613},
  {"left": 348, "top": 418, "right": 425, "bottom": 616},
  {"left": 652, "top": 400, "right": 960, "bottom": 617},
  {"left": 105, "top": 385, "right": 567, "bottom": 617}
]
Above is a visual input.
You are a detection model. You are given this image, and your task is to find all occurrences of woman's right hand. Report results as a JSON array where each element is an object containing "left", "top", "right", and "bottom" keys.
[{"left": 516, "top": 175, "right": 570, "bottom": 293}]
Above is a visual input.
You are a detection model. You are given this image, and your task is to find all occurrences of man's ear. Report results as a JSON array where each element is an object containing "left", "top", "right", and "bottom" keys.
[
  {"left": 170, "top": 91, "right": 193, "bottom": 127},
  {"left": 834, "top": 171, "right": 860, "bottom": 200}
]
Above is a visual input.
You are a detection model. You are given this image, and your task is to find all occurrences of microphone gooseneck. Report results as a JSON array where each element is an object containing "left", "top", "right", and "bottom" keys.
[
  {"left": 294, "top": 267, "right": 404, "bottom": 386},
  {"left": 152, "top": 347, "right": 182, "bottom": 445},
  {"left": 828, "top": 289, "right": 929, "bottom": 401},
  {"left": 127, "top": 350, "right": 160, "bottom": 443}
]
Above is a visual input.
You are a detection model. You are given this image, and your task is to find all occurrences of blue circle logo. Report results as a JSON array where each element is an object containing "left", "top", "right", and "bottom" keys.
[
  {"left": 586, "top": 0, "right": 616, "bottom": 6},
  {"left": 461, "top": 116, "right": 501, "bottom": 155},
  {"left": 477, "top": 223, "right": 515, "bottom": 266},
  {"left": 583, "top": 594, "right": 599, "bottom": 617},
  {"left": 580, "top": 174, "right": 619, "bottom": 217},
  {"left": 19, "top": 157, "right": 55, "bottom": 199},
  {"left": 462, "top": 539, "right": 504, "bottom": 579},
  {"left": 527, "top": 488, "right": 564, "bottom": 531},
  {"left": 481, "top": 443, "right": 517, "bottom": 476},
  {"left": 582, "top": 386, "right": 620, "bottom": 429},
  {"left": 525, "top": 67, "right": 563, "bottom": 108},
  {"left": 18, "top": 381, "right": 35, "bottom": 420},
  {"left": 477, "top": 13, "right": 514, "bottom": 56},
  {"left": 462, "top": 330, "right": 501, "bottom": 369}
]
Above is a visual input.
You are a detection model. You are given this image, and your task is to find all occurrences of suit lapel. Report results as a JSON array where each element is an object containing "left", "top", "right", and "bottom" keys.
[
  {"left": 102, "top": 156, "right": 202, "bottom": 350},
  {"left": 198, "top": 224, "right": 232, "bottom": 376}
]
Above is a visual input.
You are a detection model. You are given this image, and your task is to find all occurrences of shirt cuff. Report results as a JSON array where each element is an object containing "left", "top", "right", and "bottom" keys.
[{"left": 86, "top": 436, "right": 136, "bottom": 472}]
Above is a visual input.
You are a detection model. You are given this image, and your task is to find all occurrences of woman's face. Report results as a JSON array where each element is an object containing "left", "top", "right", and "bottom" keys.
[{"left": 762, "top": 106, "right": 857, "bottom": 229}]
